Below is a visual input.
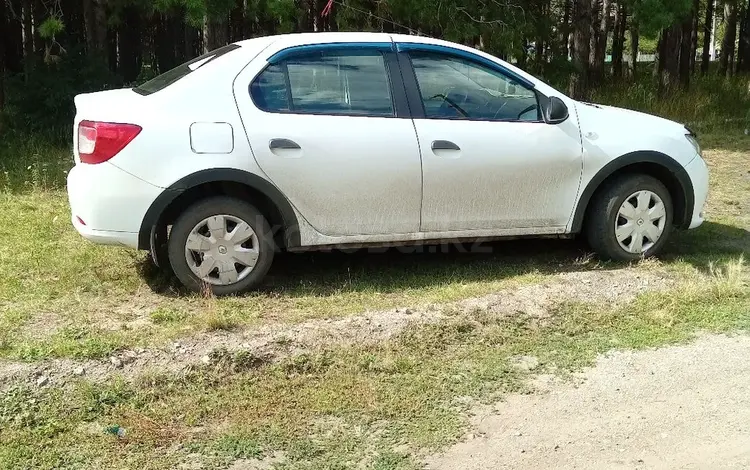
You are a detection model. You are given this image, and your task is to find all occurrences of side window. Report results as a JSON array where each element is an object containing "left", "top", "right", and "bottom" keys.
[
  {"left": 251, "top": 50, "right": 394, "bottom": 117},
  {"left": 409, "top": 52, "right": 540, "bottom": 122}
]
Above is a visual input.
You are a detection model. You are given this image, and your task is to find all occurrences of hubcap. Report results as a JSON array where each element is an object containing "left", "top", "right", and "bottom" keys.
[
  {"left": 615, "top": 190, "right": 667, "bottom": 254},
  {"left": 184, "top": 214, "right": 259, "bottom": 286}
]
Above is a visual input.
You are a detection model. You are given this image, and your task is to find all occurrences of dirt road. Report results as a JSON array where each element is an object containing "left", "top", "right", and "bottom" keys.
[{"left": 426, "top": 334, "right": 750, "bottom": 470}]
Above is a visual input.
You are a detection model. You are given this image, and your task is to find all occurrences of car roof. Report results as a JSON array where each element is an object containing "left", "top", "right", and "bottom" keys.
[{"left": 233, "top": 32, "right": 445, "bottom": 48}]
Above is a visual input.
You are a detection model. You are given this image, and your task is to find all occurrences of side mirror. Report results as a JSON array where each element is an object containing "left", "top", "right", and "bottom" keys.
[{"left": 545, "top": 96, "right": 569, "bottom": 124}]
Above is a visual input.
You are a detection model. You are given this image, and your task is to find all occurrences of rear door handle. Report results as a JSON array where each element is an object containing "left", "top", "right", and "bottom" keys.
[
  {"left": 269, "top": 138, "right": 301, "bottom": 150},
  {"left": 431, "top": 140, "right": 460, "bottom": 151}
]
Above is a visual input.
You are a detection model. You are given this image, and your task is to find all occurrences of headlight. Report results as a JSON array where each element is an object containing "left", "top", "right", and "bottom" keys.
[{"left": 685, "top": 134, "right": 701, "bottom": 157}]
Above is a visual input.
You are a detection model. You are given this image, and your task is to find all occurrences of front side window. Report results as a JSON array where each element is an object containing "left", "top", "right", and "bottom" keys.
[
  {"left": 251, "top": 50, "right": 394, "bottom": 117},
  {"left": 409, "top": 52, "right": 540, "bottom": 122}
]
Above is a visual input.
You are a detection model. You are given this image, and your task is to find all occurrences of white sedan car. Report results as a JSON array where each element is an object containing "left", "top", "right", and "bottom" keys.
[{"left": 67, "top": 32, "right": 708, "bottom": 295}]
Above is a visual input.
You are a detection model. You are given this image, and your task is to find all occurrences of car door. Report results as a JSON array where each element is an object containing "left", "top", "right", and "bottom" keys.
[
  {"left": 235, "top": 44, "right": 422, "bottom": 236},
  {"left": 399, "top": 45, "right": 583, "bottom": 232}
]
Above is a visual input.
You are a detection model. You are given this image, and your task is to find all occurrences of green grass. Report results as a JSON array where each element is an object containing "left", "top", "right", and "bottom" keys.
[
  {"left": 0, "top": 78, "right": 749, "bottom": 468},
  {"left": 0, "top": 257, "right": 747, "bottom": 469}
]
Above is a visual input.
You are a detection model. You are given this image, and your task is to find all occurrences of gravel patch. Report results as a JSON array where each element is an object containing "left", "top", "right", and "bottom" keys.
[{"left": 0, "top": 267, "right": 672, "bottom": 388}]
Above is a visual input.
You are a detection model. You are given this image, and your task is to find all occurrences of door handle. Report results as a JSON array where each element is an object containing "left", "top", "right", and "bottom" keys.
[
  {"left": 269, "top": 138, "right": 301, "bottom": 150},
  {"left": 431, "top": 140, "right": 460, "bottom": 151}
]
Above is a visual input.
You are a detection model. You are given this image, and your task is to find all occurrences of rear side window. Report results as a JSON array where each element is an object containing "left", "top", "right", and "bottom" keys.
[
  {"left": 250, "top": 50, "right": 394, "bottom": 117},
  {"left": 134, "top": 44, "right": 241, "bottom": 95}
]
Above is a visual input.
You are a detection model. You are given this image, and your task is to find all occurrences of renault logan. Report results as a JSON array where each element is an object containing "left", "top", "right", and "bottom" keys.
[{"left": 67, "top": 32, "right": 709, "bottom": 294}]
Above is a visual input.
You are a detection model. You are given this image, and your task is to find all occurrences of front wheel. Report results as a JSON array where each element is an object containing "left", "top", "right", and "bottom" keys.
[
  {"left": 167, "top": 197, "right": 275, "bottom": 295},
  {"left": 585, "top": 174, "right": 673, "bottom": 261}
]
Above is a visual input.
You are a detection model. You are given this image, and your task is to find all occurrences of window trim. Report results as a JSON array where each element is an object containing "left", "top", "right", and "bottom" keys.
[
  {"left": 250, "top": 46, "right": 405, "bottom": 119},
  {"left": 399, "top": 44, "right": 544, "bottom": 124},
  {"left": 395, "top": 43, "right": 535, "bottom": 89}
]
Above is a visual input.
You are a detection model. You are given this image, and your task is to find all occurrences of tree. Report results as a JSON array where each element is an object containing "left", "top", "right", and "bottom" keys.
[
  {"left": 570, "top": 0, "right": 592, "bottom": 99},
  {"left": 612, "top": 3, "right": 627, "bottom": 80},
  {"left": 678, "top": 3, "right": 694, "bottom": 87},
  {"left": 659, "top": 23, "right": 682, "bottom": 90},
  {"left": 702, "top": 0, "right": 715, "bottom": 74},
  {"left": 630, "top": 23, "right": 639, "bottom": 80},
  {"left": 561, "top": 0, "right": 572, "bottom": 58},
  {"left": 737, "top": 0, "right": 750, "bottom": 72},
  {"left": 0, "top": 0, "right": 6, "bottom": 110},
  {"left": 720, "top": 0, "right": 739, "bottom": 76},
  {"left": 690, "top": 0, "right": 698, "bottom": 73},
  {"left": 590, "top": 0, "right": 612, "bottom": 86}
]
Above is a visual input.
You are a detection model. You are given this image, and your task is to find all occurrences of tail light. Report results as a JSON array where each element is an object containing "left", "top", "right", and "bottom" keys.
[{"left": 78, "top": 120, "right": 142, "bottom": 164}]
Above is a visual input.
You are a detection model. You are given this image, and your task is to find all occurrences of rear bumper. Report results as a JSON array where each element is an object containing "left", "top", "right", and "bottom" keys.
[
  {"left": 684, "top": 155, "right": 709, "bottom": 229},
  {"left": 67, "top": 161, "right": 164, "bottom": 249},
  {"left": 71, "top": 216, "right": 140, "bottom": 247}
]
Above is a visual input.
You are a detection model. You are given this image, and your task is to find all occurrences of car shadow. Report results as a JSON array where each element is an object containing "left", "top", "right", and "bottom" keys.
[{"left": 136, "top": 221, "right": 748, "bottom": 298}]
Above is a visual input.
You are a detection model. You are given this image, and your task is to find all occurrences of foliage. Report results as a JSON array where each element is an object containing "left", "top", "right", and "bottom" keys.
[
  {"left": 4, "top": 48, "right": 119, "bottom": 143},
  {"left": 632, "top": 0, "right": 694, "bottom": 35},
  {"left": 38, "top": 17, "right": 65, "bottom": 40}
]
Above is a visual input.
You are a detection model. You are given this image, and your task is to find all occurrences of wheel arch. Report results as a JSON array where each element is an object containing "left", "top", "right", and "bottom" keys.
[
  {"left": 138, "top": 168, "right": 301, "bottom": 253},
  {"left": 571, "top": 151, "right": 695, "bottom": 233}
]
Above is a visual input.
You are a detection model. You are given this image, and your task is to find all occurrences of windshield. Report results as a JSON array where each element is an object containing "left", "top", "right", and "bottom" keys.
[{"left": 133, "top": 44, "right": 240, "bottom": 95}]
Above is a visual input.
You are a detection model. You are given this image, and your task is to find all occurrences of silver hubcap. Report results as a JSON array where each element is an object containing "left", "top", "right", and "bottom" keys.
[
  {"left": 185, "top": 214, "right": 259, "bottom": 285},
  {"left": 615, "top": 190, "right": 667, "bottom": 254}
]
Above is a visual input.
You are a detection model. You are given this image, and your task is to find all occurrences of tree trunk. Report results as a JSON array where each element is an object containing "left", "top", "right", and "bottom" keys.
[
  {"left": 60, "top": 0, "right": 86, "bottom": 47},
  {"left": 185, "top": 25, "right": 200, "bottom": 61},
  {"left": 173, "top": 13, "right": 186, "bottom": 64},
  {"left": 630, "top": 24, "right": 639, "bottom": 80},
  {"left": 118, "top": 6, "right": 142, "bottom": 82},
  {"left": 106, "top": 27, "right": 117, "bottom": 73},
  {"left": 612, "top": 3, "right": 626, "bottom": 80},
  {"left": 0, "top": 0, "right": 6, "bottom": 111},
  {"left": 738, "top": 0, "right": 750, "bottom": 72},
  {"left": 561, "top": 0, "right": 572, "bottom": 58},
  {"left": 535, "top": 36, "right": 545, "bottom": 74},
  {"left": 690, "top": 0, "right": 699, "bottom": 73},
  {"left": 22, "top": 0, "right": 33, "bottom": 62},
  {"left": 5, "top": 0, "right": 23, "bottom": 74},
  {"left": 570, "top": 0, "right": 592, "bottom": 99},
  {"left": 702, "top": 0, "right": 715, "bottom": 74},
  {"left": 230, "top": 0, "right": 245, "bottom": 42},
  {"left": 518, "top": 39, "right": 528, "bottom": 69},
  {"left": 679, "top": 13, "right": 693, "bottom": 88},
  {"left": 588, "top": 0, "right": 609, "bottom": 86},
  {"left": 659, "top": 24, "right": 682, "bottom": 92},
  {"left": 599, "top": 0, "right": 612, "bottom": 73},
  {"left": 32, "top": 0, "right": 44, "bottom": 53},
  {"left": 156, "top": 13, "right": 176, "bottom": 72},
  {"left": 720, "top": 0, "right": 738, "bottom": 76},
  {"left": 83, "top": 0, "right": 108, "bottom": 55},
  {"left": 205, "top": 16, "right": 229, "bottom": 52}
]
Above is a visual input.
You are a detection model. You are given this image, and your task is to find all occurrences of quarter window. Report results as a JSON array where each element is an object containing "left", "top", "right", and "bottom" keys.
[
  {"left": 251, "top": 50, "right": 394, "bottom": 117},
  {"left": 409, "top": 52, "right": 540, "bottom": 122}
]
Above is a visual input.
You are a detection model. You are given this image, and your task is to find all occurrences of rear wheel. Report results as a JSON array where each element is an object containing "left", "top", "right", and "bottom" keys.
[
  {"left": 168, "top": 197, "right": 274, "bottom": 295},
  {"left": 585, "top": 174, "right": 673, "bottom": 261}
]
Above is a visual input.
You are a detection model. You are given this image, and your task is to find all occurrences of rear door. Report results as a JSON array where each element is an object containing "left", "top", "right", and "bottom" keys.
[{"left": 234, "top": 42, "right": 422, "bottom": 236}]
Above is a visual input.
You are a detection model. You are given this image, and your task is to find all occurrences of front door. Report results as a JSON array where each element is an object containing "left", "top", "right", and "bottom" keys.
[
  {"left": 401, "top": 47, "right": 583, "bottom": 232},
  {"left": 235, "top": 45, "right": 422, "bottom": 236}
]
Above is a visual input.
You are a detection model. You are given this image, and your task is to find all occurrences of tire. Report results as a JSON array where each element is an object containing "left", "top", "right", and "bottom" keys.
[
  {"left": 168, "top": 196, "right": 275, "bottom": 295},
  {"left": 585, "top": 174, "right": 673, "bottom": 261}
]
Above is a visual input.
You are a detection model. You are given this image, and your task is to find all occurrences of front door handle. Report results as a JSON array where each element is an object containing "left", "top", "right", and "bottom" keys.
[
  {"left": 431, "top": 140, "right": 460, "bottom": 151},
  {"left": 269, "top": 138, "right": 301, "bottom": 150}
]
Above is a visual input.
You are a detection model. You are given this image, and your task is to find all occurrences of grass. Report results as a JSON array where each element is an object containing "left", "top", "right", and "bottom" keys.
[
  {"left": 0, "top": 257, "right": 747, "bottom": 469},
  {"left": 0, "top": 76, "right": 749, "bottom": 468}
]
